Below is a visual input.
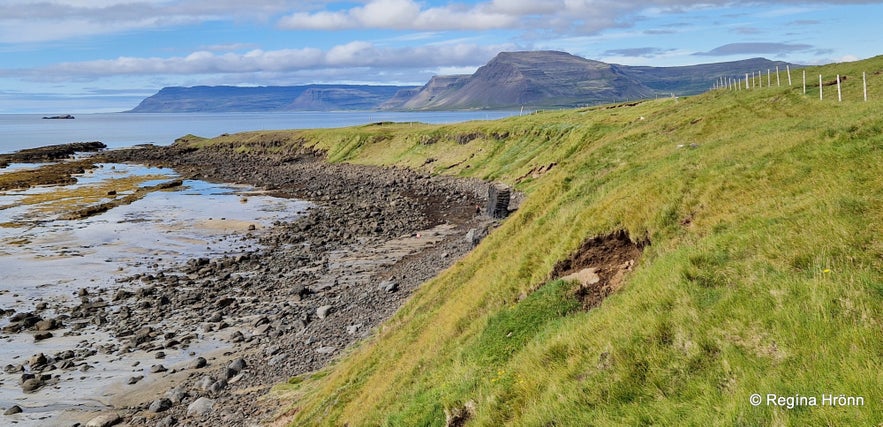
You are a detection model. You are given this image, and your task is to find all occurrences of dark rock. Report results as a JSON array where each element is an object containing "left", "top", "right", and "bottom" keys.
[
  {"left": 34, "top": 331, "right": 53, "bottom": 341},
  {"left": 228, "top": 357, "right": 246, "bottom": 373},
  {"left": 4, "top": 405, "right": 23, "bottom": 415}
]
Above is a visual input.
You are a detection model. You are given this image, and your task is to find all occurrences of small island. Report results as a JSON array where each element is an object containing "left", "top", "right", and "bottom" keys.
[{"left": 42, "top": 114, "right": 75, "bottom": 119}]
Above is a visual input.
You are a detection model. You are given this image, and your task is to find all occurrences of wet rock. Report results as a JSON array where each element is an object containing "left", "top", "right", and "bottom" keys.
[
  {"left": 150, "top": 364, "right": 168, "bottom": 373},
  {"left": 186, "top": 397, "right": 214, "bottom": 416},
  {"left": 34, "top": 331, "right": 53, "bottom": 341},
  {"left": 34, "top": 318, "right": 59, "bottom": 331},
  {"left": 85, "top": 412, "right": 121, "bottom": 427},
  {"left": 21, "top": 378, "right": 44, "bottom": 393},
  {"left": 4, "top": 405, "right": 23, "bottom": 415},
  {"left": 127, "top": 375, "right": 144, "bottom": 385},
  {"left": 27, "top": 353, "right": 48, "bottom": 369}
]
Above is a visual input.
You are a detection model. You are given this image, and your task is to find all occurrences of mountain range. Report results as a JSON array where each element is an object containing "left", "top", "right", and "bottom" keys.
[{"left": 128, "top": 51, "right": 795, "bottom": 112}]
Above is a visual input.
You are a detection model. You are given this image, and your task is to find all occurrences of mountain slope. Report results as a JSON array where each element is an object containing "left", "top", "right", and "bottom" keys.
[
  {"left": 230, "top": 55, "right": 882, "bottom": 425},
  {"left": 385, "top": 51, "right": 656, "bottom": 110}
]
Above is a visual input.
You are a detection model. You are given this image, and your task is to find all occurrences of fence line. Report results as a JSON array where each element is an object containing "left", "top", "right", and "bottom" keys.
[{"left": 710, "top": 67, "right": 872, "bottom": 102}]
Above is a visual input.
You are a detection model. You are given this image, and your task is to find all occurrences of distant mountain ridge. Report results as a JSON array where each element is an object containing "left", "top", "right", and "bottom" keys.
[
  {"left": 130, "top": 52, "right": 797, "bottom": 112},
  {"left": 128, "top": 85, "right": 416, "bottom": 113}
]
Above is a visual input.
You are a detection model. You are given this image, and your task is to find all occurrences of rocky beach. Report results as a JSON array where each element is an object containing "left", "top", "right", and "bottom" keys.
[{"left": 1, "top": 138, "right": 511, "bottom": 426}]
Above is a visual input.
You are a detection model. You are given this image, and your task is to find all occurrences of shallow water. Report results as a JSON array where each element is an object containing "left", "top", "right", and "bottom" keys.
[{"left": 0, "top": 162, "right": 310, "bottom": 423}]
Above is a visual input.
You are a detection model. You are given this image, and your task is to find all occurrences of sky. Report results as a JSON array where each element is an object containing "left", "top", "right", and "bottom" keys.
[{"left": 1, "top": 0, "right": 881, "bottom": 113}]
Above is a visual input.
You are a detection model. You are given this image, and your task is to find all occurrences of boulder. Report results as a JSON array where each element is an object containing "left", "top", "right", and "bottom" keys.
[
  {"left": 186, "top": 397, "right": 214, "bottom": 416},
  {"left": 85, "top": 412, "right": 121, "bottom": 427}
]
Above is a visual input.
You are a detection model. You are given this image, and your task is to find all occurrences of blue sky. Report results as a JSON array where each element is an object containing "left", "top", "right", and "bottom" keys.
[{"left": 1, "top": 0, "right": 881, "bottom": 113}]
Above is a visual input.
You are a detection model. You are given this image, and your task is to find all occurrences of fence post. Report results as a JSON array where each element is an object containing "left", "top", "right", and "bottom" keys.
[
  {"left": 787, "top": 65, "right": 792, "bottom": 86},
  {"left": 803, "top": 70, "right": 806, "bottom": 94},
  {"left": 819, "top": 74, "right": 823, "bottom": 100},
  {"left": 836, "top": 74, "right": 842, "bottom": 102},
  {"left": 863, "top": 72, "right": 868, "bottom": 101},
  {"left": 746, "top": 73, "right": 750, "bottom": 90},
  {"left": 768, "top": 69, "right": 772, "bottom": 87},
  {"left": 776, "top": 66, "right": 781, "bottom": 87}
]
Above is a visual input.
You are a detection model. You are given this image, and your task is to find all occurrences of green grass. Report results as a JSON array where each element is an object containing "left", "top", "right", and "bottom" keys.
[{"left": 194, "top": 57, "right": 883, "bottom": 425}]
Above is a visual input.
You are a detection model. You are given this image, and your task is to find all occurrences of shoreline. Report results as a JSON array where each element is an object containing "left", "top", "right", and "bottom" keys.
[{"left": 3, "top": 141, "right": 509, "bottom": 425}]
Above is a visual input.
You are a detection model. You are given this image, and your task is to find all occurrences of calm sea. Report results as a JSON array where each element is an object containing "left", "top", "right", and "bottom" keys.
[{"left": 0, "top": 111, "right": 519, "bottom": 153}]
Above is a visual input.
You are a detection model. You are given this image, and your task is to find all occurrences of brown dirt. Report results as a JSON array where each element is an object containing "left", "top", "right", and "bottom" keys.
[{"left": 548, "top": 230, "right": 646, "bottom": 309}]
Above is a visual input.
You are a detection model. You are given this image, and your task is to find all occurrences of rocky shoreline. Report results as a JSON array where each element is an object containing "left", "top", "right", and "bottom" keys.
[{"left": 2, "top": 140, "right": 510, "bottom": 426}]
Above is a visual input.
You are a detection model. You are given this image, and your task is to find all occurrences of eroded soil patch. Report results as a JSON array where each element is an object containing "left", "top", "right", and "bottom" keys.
[{"left": 549, "top": 230, "right": 646, "bottom": 309}]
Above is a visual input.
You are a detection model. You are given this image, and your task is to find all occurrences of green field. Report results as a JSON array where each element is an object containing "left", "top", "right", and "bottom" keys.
[{"left": 204, "top": 57, "right": 882, "bottom": 425}]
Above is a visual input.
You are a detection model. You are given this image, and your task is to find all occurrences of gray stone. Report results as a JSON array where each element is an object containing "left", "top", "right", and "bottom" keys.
[
  {"left": 4, "top": 405, "right": 22, "bottom": 415},
  {"left": 186, "top": 397, "right": 214, "bottom": 416},
  {"left": 148, "top": 397, "right": 173, "bottom": 413},
  {"left": 315, "top": 346, "right": 336, "bottom": 354},
  {"left": 197, "top": 375, "right": 216, "bottom": 391},
  {"left": 228, "top": 357, "right": 247, "bottom": 373},
  {"left": 165, "top": 386, "right": 189, "bottom": 404},
  {"left": 316, "top": 305, "right": 333, "bottom": 319},
  {"left": 188, "top": 356, "right": 207, "bottom": 369},
  {"left": 156, "top": 415, "right": 178, "bottom": 427},
  {"left": 379, "top": 281, "right": 398, "bottom": 293},
  {"left": 85, "top": 412, "right": 122, "bottom": 427}
]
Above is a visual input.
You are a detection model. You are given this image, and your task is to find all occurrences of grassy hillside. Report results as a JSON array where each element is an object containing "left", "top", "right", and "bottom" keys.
[{"left": 214, "top": 57, "right": 881, "bottom": 425}]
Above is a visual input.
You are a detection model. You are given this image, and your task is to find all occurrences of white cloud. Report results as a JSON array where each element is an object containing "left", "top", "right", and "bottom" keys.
[
  {"left": 11, "top": 41, "right": 514, "bottom": 82},
  {"left": 279, "top": 0, "right": 516, "bottom": 31}
]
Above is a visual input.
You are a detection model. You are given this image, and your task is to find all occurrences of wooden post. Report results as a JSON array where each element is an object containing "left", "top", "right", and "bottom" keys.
[
  {"left": 768, "top": 69, "right": 771, "bottom": 87},
  {"left": 819, "top": 74, "right": 823, "bottom": 100},
  {"left": 787, "top": 65, "right": 792, "bottom": 86},
  {"left": 836, "top": 74, "right": 842, "bottom": 102},
  {"left": 776, "top": 66, "right": 780, "bottom": 86},
  {"left": 746, "top": 73, "right": 750, "bottom": 90},
  {"left": 863, "top": 72, "right": 868, "bottom": 101}
]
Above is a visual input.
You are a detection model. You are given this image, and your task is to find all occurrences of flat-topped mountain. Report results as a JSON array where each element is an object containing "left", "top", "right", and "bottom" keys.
[
  {"left": 129, "top": 51, "right": 797, "bottom": 112},
  {"left": 128, "top": 84, "right": 416, "bottom": 113},
  {"left": 384, "top": 51, "right": 656, "bottom": 110}
]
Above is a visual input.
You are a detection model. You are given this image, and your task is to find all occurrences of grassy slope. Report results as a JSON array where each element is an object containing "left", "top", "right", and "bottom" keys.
[{"left": 249, "top": 58, "right": 883, "bottom": 425}]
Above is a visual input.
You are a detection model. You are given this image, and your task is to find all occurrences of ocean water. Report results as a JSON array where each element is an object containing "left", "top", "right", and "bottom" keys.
[{"left": 0, "top": 111, "right": 519, "bottom": 153}]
